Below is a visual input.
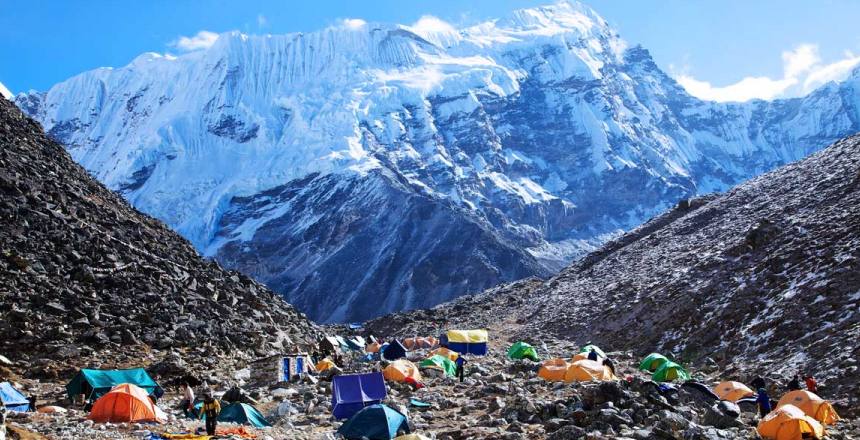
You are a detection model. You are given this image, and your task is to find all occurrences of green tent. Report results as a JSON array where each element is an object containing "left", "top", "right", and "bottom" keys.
[
  {"left": 218, "top": 402, "right": 271, "bottom": 428},
  {"left": 652, "top": 361, "right": 690, "bottom": 382},
  {"left": 507, "top": 342, "right": 540, "bottom": 362},
  {"left": 66, "top": 368, "right": 161, "bottom": 401},
  {"left": 578, "top": 344, "right": 606, "bottom": 358},
  {"left": 638, "top": 353, "right": 670, "bottom": 372},
  {"left": 418, "top": 355, "right": 457, "bottom": 377}
]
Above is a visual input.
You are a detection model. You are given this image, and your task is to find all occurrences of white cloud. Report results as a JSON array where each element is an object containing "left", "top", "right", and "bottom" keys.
[
  {"left": 675, "top": 44, "right": 860, "bottom": 102},
  {"left": 0, "top": 81, "right": 11, "bottom": 99},
  {"left": 410, "top": 15, "right": 457, "bottom": 35},
  {"left": 340, "top": 18, "right": 367, "bottom": 30},
  {"left": 171, "top": 30, "right": 220, "bottom": 52},
  {"left": 257, "top": 14, "right": 268, "bottom": 29}
]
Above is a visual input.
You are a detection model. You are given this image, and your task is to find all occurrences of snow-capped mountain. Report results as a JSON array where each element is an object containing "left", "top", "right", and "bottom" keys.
[{"left": 16, "top": 1, "right": 860, "bottom": 322}]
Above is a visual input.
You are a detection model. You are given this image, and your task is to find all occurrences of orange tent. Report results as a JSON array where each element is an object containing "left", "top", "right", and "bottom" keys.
[
  {"left": 429, "top": 347, "right": 459, "bottom": 362},
  {"left": 776, "top": 390, "right": 839, "bottom": 426},
  {"left": 538, "top": 358, "right": 569, "bottom": 382},
  {"left": 714, "top": 381, "right": 755, "bottom": 402},
  {"left": 366, "top": 342, "right": 382, "bottom": 353},
  {"left": 564, "top": 359, "right": 616, "bottom": 382},
  {"left": 383, "top": 360, "right": 422, "bottom": 383},
  {"left": 403, "top": 337, "right": 438, "bottom": 350},
  {"left": 89, "top": 383, "right": 164, "bottom": 423},
  {"left": 757, "top": 404, "right": 824, "bottom": 440}
]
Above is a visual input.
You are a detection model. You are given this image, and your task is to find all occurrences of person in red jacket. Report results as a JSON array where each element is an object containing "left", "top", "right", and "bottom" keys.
[{"left": 804, "top": 375, "right": 818, "bottom": 394}]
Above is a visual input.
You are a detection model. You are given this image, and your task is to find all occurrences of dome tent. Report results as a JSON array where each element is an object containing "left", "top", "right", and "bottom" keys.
[
  {"left": 776, "top": 390, "right": 839, "bottom": 426},
  {"left": 337, "top": 404, "right": 410, "bottom": 440},
  {"left": 714, "top": 381, "right": 755, "bottom": 402},
  {"left": 507, "top": 341, "right": 540, "bottom": 362},
  {"left": 757, "top": 404, "right": 824, "bottom": 440},
  {"left": 652, "top": 361, "right": 690, "bottom": 382},
  {"left": 638, "top": 353, "right": 670, "bottom": 372},
  {"left": 89, "top": 383, "right": 165, "bottom": 423}
]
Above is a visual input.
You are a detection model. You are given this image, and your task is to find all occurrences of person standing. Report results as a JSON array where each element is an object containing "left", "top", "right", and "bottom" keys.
[
  {"left": 787, "top": 374, "right": 801, "bottom": 391},
  {"left": 602, "top": 358, "right": 616, "bottom": 376},
  {"left": 756, "top": 388, "right": 772, "bottom": 418},
  {"left": 804, "top": 375, "right": 818, "bottom": 394},
  {"left": 178, "top": 383, "right": 195, "bottom": 417},
  {"left": 455, "top": 354, "right": 467, "bottom": 383},
  {"left": 587, "top": 349, "right": 599, "bottom": 362},
  {"left": 199, "top": 393, "right": 221, "bottom": 435},
  {"left": 751, "top": 376, "right": 765, "bottom": 391}
]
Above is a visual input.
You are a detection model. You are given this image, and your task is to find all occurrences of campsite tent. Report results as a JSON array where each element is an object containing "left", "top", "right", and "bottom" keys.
[
  {"left": 383, "top": 360, "right": 422, "bottom": 383},
  {"left": 320, "top": 336, "right": 347, "bottom": 354},
  {"left": 337, "top": 404, "right": 410, "bottom": 440},
  {"left": 446, "top": 330, "right": 488, "bottom": 356},
  {"left": 331, "top": 372, "right": 388, "bottom": 419},
  {"left": 418, "top": 355, "right": 457, "bottom": 377},
  {"left": 507, "top": 342, "right": 540, "bottom": 362},
  {"left": 538, "top": 359, "right": 569, "bottom": 382},
  {"left": 218, "top": 402, "right": 271, "bottom": 428},
  {"left": 776, "top": 390, "right": 840, "bottom": 425},
  {"left": 428, "top": 347, "right": 459, "bottom": 362},
  {"left": 316, "top": 358, "right": 337, "bottom": 373},
  {"left": 564, "top": 359, "right": 616, "bottom": 382},
  {"left": 714, "top": 381, "right": 755, "bottom": 402},
  {"left": 89, "top": 384, "right": 165, "bottom": 423},
  {"left": 0, "top": 382, "right": 30, "bottom": 412},
  {"left": 345, "top": 336, "right": 367, "bottom": 352},
  {"left": 757, "top": 404, "right": 824, "bottom": 440},
  {"left": 652, "top": 361, "right": 690, "bottom": 382},
  {"left": 639, "top": 353, "right": 670, "bottom": 372},
  {"left": 67, "top": 368, "right": 161, "bottom": 401},
  {"left": 382, "top": 340, "right": 408, "bottom": 361},
  {"left": 395, "top": 435, "right": 432, "bottom": 440},
  {"left": 403, "top": 337, "right": 438, "bottom": 350},
  {"left": 367, "top": 342, "right": 382, "bottom": 353}
]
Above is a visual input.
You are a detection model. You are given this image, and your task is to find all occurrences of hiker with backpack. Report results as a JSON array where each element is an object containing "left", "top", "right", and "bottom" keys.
[
  {"left": 199, "top": 393, "right": 221, "bottom": 435},
  {"left": 455, "top": 354, "right": 467, "bottom": 383}
]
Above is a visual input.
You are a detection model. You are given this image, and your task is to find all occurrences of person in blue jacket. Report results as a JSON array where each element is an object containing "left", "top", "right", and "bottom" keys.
[
  {"left": 587, "top": 349, "right": 599, "bottom": 361},
  {"left": 756, "top": 388, "right": 772, "bottom": 418},
  {"left": 455, "top": 355, "right": 467, "bottom": 383}
]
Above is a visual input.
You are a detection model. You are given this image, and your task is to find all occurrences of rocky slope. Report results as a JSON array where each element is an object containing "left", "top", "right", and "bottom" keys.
[
  {"left": 0, "top": 97, "right": 320, "bottom": 378},
  {"left": 366, "top": 133, "right": 860, "bottom": 413},
  {"left": 16, "top": 1, "right": 860, "bottom": 322}
]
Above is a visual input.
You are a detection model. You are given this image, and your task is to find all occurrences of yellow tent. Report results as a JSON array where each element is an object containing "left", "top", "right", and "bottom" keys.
[
  {"left": 394, "top": 435, "right": 432, "bottom": 440},
  {"left": 757, "top": 404, "right": 824, "bottom": 440},
  {"left": 538, "top": 358, "right": 569, "bottom": 382},
  {"left": 776, "top": 390, "right": 839, "bottom": 426},
  {"left": 564, "top": 359, "right": 616, "bottom": 382},
  {"left": 383, "top": 360, "right": 422, "bottom": 383},
  {"left": 714, "top": 381, "right": 755, "bottom": 402},
  {"left": 446, "top": 329, "right": 488, "bottom": 343},
  {"left": 429, "top": 347, "right": 459, "bottom": 361},
  {"left": 315, "top": 358, "right": 337, "bottom": 372}
]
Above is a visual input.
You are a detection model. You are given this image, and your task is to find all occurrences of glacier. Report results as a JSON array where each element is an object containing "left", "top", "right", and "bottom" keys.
[{"left": 16, "top": 1, "right": 860, "bottom": 322}]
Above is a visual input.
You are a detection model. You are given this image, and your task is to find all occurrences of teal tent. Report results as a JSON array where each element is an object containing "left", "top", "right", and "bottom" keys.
[
  {"left": 337, "top": 404, "right": 409, "bottom": 440},
  {"left": 66, "top": 368, "right": 161, "bottom": 401},
  {"left": 218, "top": 402, "right": 271, "bottom": 427}
]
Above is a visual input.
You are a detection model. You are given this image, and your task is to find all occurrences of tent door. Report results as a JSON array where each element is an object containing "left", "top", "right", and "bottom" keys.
[
  {"left": 296, "top": 357, "right": 304, "bottom": 376},
  {"left": 282, "top": 358, "right": 291, "bottom": 381}
]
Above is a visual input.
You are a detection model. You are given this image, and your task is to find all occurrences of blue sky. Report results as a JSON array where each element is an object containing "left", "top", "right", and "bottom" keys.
[{"left": 2, "top": 0, "right": 860, "bottom": 102}]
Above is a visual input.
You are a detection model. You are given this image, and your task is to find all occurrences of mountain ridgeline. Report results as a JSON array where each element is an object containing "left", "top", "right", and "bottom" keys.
[
  {"left": 367, "top": 133, "right": 860, "bottom": 410},
  {"left": 16, "top": 1, "right": 860, "bottom": 321}
]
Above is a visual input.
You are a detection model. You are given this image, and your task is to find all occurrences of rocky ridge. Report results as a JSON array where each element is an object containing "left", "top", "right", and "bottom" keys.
[
  {"left": 366, "top": 133, "right": 860, "bottom": 415},
  {"left": 0, "top": 97, "right": 321, "bottom": 379}
]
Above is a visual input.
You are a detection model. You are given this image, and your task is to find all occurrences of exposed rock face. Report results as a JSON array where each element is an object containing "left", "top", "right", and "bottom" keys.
[
  {"left": 15, "top": 2, "right": 860, "bottom": 322},
  {"left": 366, "top": 134, "right": 860, "bottom": 412},
  {"left": 0, "top": 98, "right": 320, "bottom": 372}
]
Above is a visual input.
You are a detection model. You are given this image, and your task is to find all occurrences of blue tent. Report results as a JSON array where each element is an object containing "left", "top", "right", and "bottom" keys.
[
  {"left": 381, "top": 340, "right": 407, "bottom": 361},
  {"left": 331, "top": 373, "right": 387, "bottom": 420},
  {"left": 0, "top": 382, "right": 30, "bottom": 412},
  {"left": 446, "top": 330, "right": 488, "bottom": 356},
  {"left": 337, "top": 404, "right": 410, "bottom": 440}
]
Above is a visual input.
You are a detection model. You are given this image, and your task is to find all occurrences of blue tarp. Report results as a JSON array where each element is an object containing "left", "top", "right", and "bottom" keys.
[
  {"left": 337, "top": 404, "right": 409, "bottom": 440},
  {"left": 447, "top": 342, "right": 488, "bottom": 356},
  {"left": 331, "top": 373, "right": 387, "bottom": 420},
  {"left": 66, "top": 368, "right": 162, "bottom": 401},
  {"left": 381, "top": 340, "right": 407, "bottom": 360},
  {"left": 0, "top": 382, "right": 30, "bottom": 412}
]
